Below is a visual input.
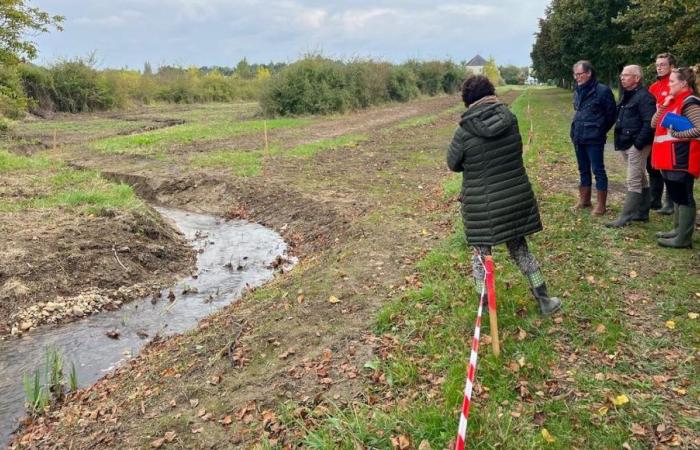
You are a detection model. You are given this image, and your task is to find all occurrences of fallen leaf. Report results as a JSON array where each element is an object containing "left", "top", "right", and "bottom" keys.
[
  {"left": 164, "top": 432, "right": 176, "bottom": 443},
  {"left": 541, "top": 428, "right": 556, "bottom": 443},
  {"left": 665, "top": 320, "right": 676, "bottom": 330},
  {"left": 328, "top": 295, "right": 341, "bottom": 304},
  {"left": 631, "top": 423, "right": 646, "bottom": 436},
  {"left": 151, "top": 438, "right": 165, "bottom": 448},
  {"left": 595, "top": 324, "right": 606, "bottom": 334},
  {"left": 391, "top": 434, "right": 410, "bottom": 449},
  {"left": 418, "top": 440, "right": 432, "bottom": 450},
  {"left": 611, "top": 394, "right": 630, "bottom": 406},
  {"left": 517, "top": 328, "right": 527, "bottom": 341},
  {"left": 220, "top": 415, "right": 232, "bottom": 425},
  {"left": 191, "top": 427, "right": 203, "bottom": 434},
  {"left": 688, "top": 312, "right": 698, "bottom": 320},
  {"left": 197, "top": 408, "right": 206, "bottom": 417},
  {"left": 622, "top": 443, "right": 632, "bottom": 450},
  {"left": 189, "top": 399, "right": 199, "bottom": 408},
  {"left": 629, "top": 270, "right": 638, "bottom": 278},
  {"left": 517, "top": 356, "right": 526, "bottom": 367},
  {"left": 511, "top": 411, "right": 521, "bottom": 418},
  {"left": 594, "top": 372, "right": 605, "bottom": 381},
  {"left": 597, "top": 406, "right": 609, "bottom": 416},
  {"left": 672, "top": 387, "right": 687, "bottom": 396}
]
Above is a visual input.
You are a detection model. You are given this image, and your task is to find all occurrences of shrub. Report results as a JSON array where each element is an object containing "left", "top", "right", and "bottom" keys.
[
  {"left": 50, "top": 57, "right": 115, "bottom": 112},
  {"left": 17, "top": 63, "right": 55, "bottom": 114},
  {"left": 441, "top": 61, "right": 465, "bottom": 94},
  {"left": 387, "top": 66, "right": 420, "bottom": 102},
  {"left": 0, "top": 64, "right": 27, "bottom": 119},
  {"left": 260, "top": 57, "right": 350, "bottom": 116}
]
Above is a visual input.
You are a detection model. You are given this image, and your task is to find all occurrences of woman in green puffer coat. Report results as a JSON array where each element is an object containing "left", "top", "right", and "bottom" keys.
[{"left": 447, "top": 75, "right": 561, "bottom": 316}]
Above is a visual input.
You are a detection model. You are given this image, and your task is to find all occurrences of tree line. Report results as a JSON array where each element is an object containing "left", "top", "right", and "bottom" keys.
[{"left": 531, "top": 0, "right": 700, "bottom": 87}]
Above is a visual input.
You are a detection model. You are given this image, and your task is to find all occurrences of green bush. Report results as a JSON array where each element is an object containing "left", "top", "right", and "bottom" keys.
[
  {"left": 441, "top": 61, "right": 464, "bottom": 94},
  {"left": 17, "top": 63, "right": 55, "bottom": 113},
  {"left": 344, "top": 61, "right": 391, "bottom": 109},
  {"left": 387, "top": 66, "right": 419, "bottom": 102},
  {"left": 0, "top": 64, "right": 27, "bottom": 119},
  {"left": 50, "top": 58, "right": 115, "bottom": 112},
  {"left": 261, "top": 57, "right": 350, "bottom": 115}
]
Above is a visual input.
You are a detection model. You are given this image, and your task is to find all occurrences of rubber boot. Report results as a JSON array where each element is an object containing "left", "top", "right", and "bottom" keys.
[
  {"left": 657, "top": 204, "right": 695, "bottom": 248},
  {"left": 576, "top": 186, "right": 592, "bottom": 209},
  {"left": 656, "top": 192, "right": 674, "bottom": 215},
  {"left": 649, "top": 176, "right": 664, "bottom": 210},
  {"left": 655, "top": 205, "right": 679, "bottom": 238},
  {"left": 632, "top": 187, "right": 651, "bottom": 222},
  {"left": 592, "top": 190, "right": 607, "bottom": 215},
  {"left": 605, "top": 192, "right": 642, "bottom": 227},
  {"left": 531, "top": 284, "right": 562, "bottom": 316}
]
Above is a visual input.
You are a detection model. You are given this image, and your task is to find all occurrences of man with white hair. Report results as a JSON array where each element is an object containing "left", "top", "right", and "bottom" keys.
[{"left": 606, "top": 65, "right": 657, "bottom": 227}]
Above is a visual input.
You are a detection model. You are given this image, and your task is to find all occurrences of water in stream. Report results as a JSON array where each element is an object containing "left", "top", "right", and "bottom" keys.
[{"left": 0, "top": 207, "right": 293, "bottom": 447}]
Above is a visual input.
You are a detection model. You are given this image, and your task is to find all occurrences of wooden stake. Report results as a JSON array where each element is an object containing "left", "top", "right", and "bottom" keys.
[
  {"left": 263, "top": 120, "right": 269, "bottom": 159},
  {"left": 484, "top": 256, "right": 501, "bottom": 357}
]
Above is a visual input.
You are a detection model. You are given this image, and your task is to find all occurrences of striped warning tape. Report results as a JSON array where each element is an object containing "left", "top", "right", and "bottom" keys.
[{"left": 455, "top": 256, "right": 489, "bottom": 450}]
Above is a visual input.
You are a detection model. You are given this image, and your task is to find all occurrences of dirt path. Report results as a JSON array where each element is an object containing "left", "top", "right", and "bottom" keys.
[{"left": 8, "top": 90, "right": 496, "bottom": 448}]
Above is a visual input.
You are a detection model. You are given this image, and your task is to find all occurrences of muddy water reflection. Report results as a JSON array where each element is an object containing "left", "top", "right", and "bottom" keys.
[{"left": 0, "top": 207, "right": 293, "bottom": 447}]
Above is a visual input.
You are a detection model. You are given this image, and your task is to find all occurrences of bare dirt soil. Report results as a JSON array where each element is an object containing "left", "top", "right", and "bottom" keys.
[
  {"left": 7, "top": 93, "right": 521, "bottom": 448},
  {"left": 0, "top": 207, "right": 196, "bottom": 335}
]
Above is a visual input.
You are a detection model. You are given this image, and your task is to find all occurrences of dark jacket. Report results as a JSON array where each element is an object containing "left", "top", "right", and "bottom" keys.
[
  {"left": 571, "top": 78, "right": 616, "bottom": 145},
  {"left": 447, "top": 98, "right": 542, "bottom": 246},
  {"left": 614, "top": 85, "right": 656, "bottom": 150}
]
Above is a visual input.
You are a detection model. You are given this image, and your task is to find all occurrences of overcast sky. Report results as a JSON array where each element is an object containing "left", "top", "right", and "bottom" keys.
[{"left": 31, "top": 0, "right": 550, "bottom": 69}]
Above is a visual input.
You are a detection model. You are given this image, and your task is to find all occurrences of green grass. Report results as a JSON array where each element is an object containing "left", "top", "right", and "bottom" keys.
[
  {"left": 0, "top": 149, "right": 143, "bottom": 214},
  {"left": 91, "top": 118, "right": 311, "bottom": 154},
  {"left": 392, "top": 115, "right": 438, "bottom": 130},
  {"left": 191, "top": 149, "right": 265, "bottom": 177},
  {"left": 287, "top": 134, "right": 368, "bottom": 158},
  {"left": 287, "top": 88, "right": 700, "bottom": 448},
  {"left": 0, "top": 149, "right": 52, "bottom": 172}
]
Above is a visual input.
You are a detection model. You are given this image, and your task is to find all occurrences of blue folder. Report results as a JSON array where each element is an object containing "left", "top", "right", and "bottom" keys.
[{"left": 661, "top": 112, "right": 694, "bottom": 131}]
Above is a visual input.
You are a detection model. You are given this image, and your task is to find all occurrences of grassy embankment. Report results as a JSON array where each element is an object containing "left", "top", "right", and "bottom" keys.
[
  {"left": 0, "top": 149, "right": 142, "bottom": 214},
  {"left": 283, "top": 88, "right": 699, "bottom": 449}
]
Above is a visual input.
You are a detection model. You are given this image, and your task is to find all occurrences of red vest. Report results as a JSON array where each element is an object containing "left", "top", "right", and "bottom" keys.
[
  {"left": 649, "top": 74, "right": 670, "bottom": 106},
  {"left": 651, "top": 89, "right": 700, "bottom": 177}
]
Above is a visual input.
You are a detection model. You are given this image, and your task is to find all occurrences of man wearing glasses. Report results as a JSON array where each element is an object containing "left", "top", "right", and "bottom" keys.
[
  {"left": 570, "top": 60, "right": 616, "bottom": 215},
  {"left": 648, "top": 53, "right": 677, "bottom": 214}
]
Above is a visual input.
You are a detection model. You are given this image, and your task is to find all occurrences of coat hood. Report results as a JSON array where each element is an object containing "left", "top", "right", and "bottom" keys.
[{"left": 459, "top": 101, "right": 514, "bottom": 138}]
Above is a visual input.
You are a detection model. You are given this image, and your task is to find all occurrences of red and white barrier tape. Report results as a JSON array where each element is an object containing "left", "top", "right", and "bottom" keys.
[{"left": 455, "top": 257, "right": 489, "bottom": 450}]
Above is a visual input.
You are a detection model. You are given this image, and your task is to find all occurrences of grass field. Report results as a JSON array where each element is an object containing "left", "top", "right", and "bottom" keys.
[{"left": 283, "top": 89, "right": 699, "bottom": 449}]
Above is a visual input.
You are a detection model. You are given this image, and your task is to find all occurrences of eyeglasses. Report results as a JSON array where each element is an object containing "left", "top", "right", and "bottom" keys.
[{"left": 573, "top": 72, "right": 588, "bottom": 78}]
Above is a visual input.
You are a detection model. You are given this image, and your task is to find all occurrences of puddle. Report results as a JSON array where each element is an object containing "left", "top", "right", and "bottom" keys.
[{"left": 0, "top": 207, "right": 293, "bottom": 447}]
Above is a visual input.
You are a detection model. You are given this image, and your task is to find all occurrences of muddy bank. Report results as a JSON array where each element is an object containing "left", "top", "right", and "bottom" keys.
[
  {"left": 0, "top": 207, "right": 196, "bottom": 336},
  {"left": 1, "top": 207, "right": 293, "bottom": 448}
]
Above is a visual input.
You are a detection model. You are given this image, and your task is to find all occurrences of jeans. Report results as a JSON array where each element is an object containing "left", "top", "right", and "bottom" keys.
[
  {"left": 620, "top": 144, "right": 651, "bottom": 193},
  {"left": 574, "top": 143, "right": 608, "bottom": 191}
]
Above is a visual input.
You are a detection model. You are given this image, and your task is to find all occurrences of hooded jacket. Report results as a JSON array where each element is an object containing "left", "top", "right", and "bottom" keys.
[{"left": 447, "top": 97, "right": 542, "bottom": 245}]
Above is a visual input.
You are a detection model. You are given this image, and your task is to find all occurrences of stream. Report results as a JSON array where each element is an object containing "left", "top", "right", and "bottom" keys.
[{"left": 0, "top": 207, "right": 294, "bottom": 447}]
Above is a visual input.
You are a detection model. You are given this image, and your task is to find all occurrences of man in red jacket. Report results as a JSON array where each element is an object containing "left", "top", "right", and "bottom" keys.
[{"left": 648, "top": 53, "right": 676, "bottom": 214}]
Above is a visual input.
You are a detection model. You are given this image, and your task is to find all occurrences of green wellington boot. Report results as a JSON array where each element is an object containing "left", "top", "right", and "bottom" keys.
[
  {"left": 655, "top": 205, "right": 679, "bottom": 238},
  {"left": 605, "top": 191, "right": 642, "bottom": 228},
  {"left": 531, "top": 284, "right": 562, "bottom": 316},
  {"left": 632, "top": 187, "right": 651, "bottom": 222},
  {"left": 656, "top": 192, "right": 674, "bottom": 215},
  {"left": 657, "top": 204, "right": 696, "bottom": 248}
]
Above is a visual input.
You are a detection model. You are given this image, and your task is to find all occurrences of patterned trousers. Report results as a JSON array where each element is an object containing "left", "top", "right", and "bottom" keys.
[{"left": 471, "top": 237, "right": 545, "bottom": 292}]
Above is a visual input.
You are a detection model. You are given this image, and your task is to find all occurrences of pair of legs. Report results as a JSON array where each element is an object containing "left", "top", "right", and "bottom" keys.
[
  {"left": 657, "top": 173, "right": 696, "bottom": 248},
  {"left": 574, "top": 143, "right": 608, "bottom": 191},
  {"left": 574, "top": 143, "right": 607, "bottom": 214},
  {"left": 607, "top": 145, "right": 652, "bottom": 227},
  {"left": 647, "top": 157, "right": 672, "bottom": 212},
  {"left": 470, "top": 237, "right": 560, "bottom": 315}
]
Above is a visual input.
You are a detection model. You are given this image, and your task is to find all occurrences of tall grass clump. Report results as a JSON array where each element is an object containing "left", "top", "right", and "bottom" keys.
[{"left": 23, "top": 347, "right": 78, "bottom": 416}]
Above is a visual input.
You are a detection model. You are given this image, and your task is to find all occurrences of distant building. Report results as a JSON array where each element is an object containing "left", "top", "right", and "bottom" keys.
[{"left": 465, "top": 54, "right": 487, "bottom": 75}]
